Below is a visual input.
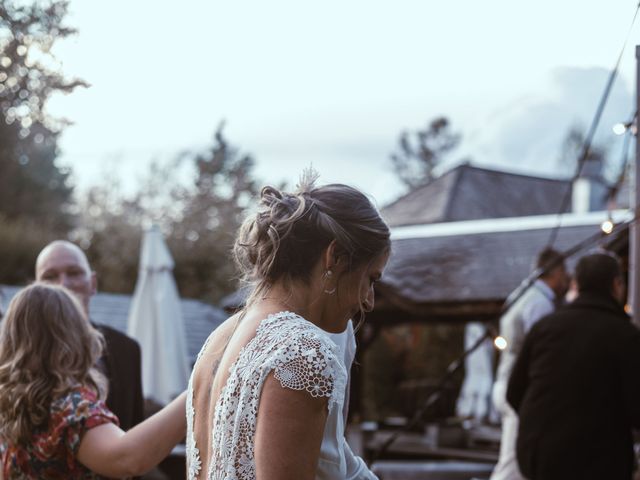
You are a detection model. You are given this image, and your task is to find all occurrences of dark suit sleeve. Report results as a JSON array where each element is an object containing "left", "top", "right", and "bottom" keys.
[
  {"left": 619, "top": 326, "right": 640, "bottom": 429},
  {"left": 506, "top": 328, "right": 534, "bottom": 413},
  {"left": 130, "top": 339, "right": 144, "bottom": 427},
  {"left": 98, "top": 325, "right": 145, "bottom": 430}
]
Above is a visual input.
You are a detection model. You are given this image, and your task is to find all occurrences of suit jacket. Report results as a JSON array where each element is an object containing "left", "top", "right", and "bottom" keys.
[
  {"left": 507, "top": 293, "right": 640, "bottom": 480},
  {"left": 96, "top": 323, "right": 144, "bottom": 431}
]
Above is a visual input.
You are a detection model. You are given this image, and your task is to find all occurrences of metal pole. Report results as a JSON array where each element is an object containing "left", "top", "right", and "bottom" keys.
[{"left": 630, "top": 46, "right": 640, "bottom": 325}]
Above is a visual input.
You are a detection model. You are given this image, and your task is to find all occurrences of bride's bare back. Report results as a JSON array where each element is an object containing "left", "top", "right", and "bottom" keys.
[{"left": 188, "top": 309, "right": 262, "bottom": 478}]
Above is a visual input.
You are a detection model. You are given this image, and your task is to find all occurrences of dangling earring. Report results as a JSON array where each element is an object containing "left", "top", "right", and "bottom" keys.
[{"left": 323, "top": 270, "right": 336, "bottom": 295}]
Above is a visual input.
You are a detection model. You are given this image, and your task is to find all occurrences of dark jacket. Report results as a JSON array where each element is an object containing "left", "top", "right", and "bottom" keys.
[
  {"left": 96, "top": 324, "right": 144, "bottom": 431},
  {"left": 506, "top": 293, "right": 640, "bottom": 480}
]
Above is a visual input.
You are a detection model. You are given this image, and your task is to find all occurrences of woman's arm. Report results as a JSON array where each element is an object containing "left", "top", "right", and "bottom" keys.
[
  {"left": 255, "top": 374, "right": 328, "bottom": 480},
  {"left": 77, "top": 391, "right": 186, "bottom": 478}
]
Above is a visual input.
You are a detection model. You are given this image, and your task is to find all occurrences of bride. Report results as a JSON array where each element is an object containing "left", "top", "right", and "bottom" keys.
[{"left": 186, "top": 174, "right": 390, "bottom": 479}]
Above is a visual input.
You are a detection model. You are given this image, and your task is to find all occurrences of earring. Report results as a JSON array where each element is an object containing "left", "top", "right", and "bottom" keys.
[{"left": 323, "top": 270, "right": 336, "bottom": 295}]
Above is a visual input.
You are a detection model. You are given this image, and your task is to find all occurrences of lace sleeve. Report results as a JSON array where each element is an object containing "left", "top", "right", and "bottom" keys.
[{"left": 272, "top": 330, "right": 346, "bottom": 412}]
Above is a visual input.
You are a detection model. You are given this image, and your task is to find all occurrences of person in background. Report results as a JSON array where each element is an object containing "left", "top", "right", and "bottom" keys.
[
  {"left": 0, "top": 283, "right": 186, "bottom": 479},
  {"left": 507, "top": 251, "right": 640, "bottom": 480},
  {"left": 36, "top": 240, "right": 144, "bottom": 430},
  {"left": 490, "top": 247, "right": 568, "bottom": 480}
]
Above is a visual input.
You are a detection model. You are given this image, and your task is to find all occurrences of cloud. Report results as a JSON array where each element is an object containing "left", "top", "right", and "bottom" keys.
[{"left": 465, "top": 66, "right": 632, "bottom": 178}]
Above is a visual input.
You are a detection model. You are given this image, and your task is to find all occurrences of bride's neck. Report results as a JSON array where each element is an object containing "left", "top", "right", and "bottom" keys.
[{"left": 258, "top": 281, "right": 328, "bottom": 329}]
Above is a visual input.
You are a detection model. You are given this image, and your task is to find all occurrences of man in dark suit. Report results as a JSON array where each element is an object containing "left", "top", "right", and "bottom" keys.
[
  {"left": 36, "top": 240, "right": 144, "bottom": 431},
  {"left": 507, "top": 251, "right": 640, "bottom": 480}
]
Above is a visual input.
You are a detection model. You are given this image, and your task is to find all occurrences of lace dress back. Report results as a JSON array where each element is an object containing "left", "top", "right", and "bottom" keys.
[{"left": 186, "top": 311, "right": 347, "bottom": 480}]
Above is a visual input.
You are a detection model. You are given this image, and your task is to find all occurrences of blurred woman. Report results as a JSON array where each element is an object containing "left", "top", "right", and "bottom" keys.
[
  {"left": 0, "top": 283, "right": 186, "bottom": 479},
  {"left": 186, "top": 172, "right": 390, "bottom": 479}
]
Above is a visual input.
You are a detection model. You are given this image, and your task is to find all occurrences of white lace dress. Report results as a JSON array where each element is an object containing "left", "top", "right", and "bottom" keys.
[{"left": 186, "top": 311, "right": 347, "bottom": 480}]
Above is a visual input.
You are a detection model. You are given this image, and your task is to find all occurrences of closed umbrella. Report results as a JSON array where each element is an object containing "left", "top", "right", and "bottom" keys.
[{"left": 127, "top": 226, "right": 190, "bottom": 405}]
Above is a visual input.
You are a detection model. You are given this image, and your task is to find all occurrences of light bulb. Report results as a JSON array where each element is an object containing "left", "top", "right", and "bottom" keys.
[
  {"left": 601, "top": 220, "right": 614, "bottom": 234},
  {"left": 494, "top": 336, "right": 508, "bottom": 351},
  {"left": 613, "top": 123, "right": 627, "bottom": 135}
]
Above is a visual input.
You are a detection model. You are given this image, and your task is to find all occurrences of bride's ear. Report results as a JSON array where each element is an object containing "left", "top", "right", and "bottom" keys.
[{"left": 322, "top": 240, "right": 347, "bottom": 274}]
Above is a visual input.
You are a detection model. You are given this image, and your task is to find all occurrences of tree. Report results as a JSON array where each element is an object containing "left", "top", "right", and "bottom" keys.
[
  {"left": 557, "top": 124, "right": 608, "bottom": 180},
  {"left": 74, "top": 123, "right": 259, "bottom": 303},
  {"left": 390, "top": 116, "right": 461, "bottom": 190},
  {"left": 169, "top": 122, "right": 258, "bottom": 302},
  {"left": 0, "top": 0, "right": 84, "bottom": 232}
]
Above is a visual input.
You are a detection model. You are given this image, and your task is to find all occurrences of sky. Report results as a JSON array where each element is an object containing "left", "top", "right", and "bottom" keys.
[{"left": 47, "top": 0, "right": 640, "bottom": 207}]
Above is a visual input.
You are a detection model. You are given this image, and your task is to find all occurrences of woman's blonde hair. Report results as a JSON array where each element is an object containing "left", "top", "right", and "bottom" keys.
[{"left": 0, "top": 283, "right": 107, "bottom": 445}]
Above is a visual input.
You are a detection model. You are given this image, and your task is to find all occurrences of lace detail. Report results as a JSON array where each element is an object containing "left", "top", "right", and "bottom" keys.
[
  {"left": 186, "top": 375, "right": 202, "bottom": 480},
  {"left": 186, "top": 311, "right": 346, "bottom": 480},
  {"left": 186, "top": 331, "right": 215, "bottom": 480}
]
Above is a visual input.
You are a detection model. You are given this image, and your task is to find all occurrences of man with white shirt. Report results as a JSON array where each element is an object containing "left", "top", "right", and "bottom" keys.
[{"left": 490, "top": 248, "right": 568, "bottom": 480}]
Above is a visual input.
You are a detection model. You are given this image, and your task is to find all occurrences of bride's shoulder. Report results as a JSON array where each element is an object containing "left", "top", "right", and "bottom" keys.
[{"left": 261, "top": 312, "right": 336, "bottom": 346}]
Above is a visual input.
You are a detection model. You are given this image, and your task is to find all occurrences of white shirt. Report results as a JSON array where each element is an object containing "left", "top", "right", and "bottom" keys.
[
  {"left": 322, "top": 321, "right": 378, "bottom": 480},
  {"left": 494, "top": 280, "right": 555, "bottom": 389}
]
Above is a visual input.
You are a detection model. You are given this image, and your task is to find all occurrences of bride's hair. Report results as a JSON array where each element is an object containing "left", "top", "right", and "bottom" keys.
[
  {"left": 234, "top": 169, "right": 390, "bottom": 308},
  {"left": 0, "top": 284, "right": 107, "bottom": 445}
]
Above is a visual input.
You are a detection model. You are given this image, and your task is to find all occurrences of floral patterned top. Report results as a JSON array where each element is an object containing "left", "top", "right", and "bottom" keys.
[{"left": 0, "top": 386, "right": 118, "bottom": 479}]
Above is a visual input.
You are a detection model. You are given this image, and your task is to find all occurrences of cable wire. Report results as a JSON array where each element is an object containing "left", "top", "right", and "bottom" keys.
[
  {"left": 605, "top": 110, "right": 637, "bottom": 207},
  {"left": 546, "top": 2, "right": 640, "bottom": 247}
]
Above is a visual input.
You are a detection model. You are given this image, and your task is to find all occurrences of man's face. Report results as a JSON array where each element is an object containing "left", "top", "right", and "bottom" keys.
[
  {"left": 35, "top": 243, "right": 96, "bottom": 313},
  {"left": 549, "top": 265, "right": 570, "bottom": 298}
]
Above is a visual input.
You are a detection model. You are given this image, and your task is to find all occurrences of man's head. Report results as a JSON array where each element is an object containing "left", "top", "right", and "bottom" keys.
[
  {"left": 537, "top": 247, "right": 569, "bottom": 298},
  {"left": 575, "top": 251, "right": 624, "bottom": 303},
  {"left": 35, "top": 241, "right": 96, "bottom": 314}
]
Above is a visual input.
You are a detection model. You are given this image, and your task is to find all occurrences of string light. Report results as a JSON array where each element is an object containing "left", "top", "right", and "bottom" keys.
[
  {"left": 546, "top": 2, "right": 640, "bottom": 248},
  {"left": 494, "top": 336, "right": 508, "bottom": 350},
  {"left": 612, "top": 114, "right": 636, "bottom": 136},
  {"left": 613, "top": 123, "right": 628, "bottom": 135},
  {"left": 601, "top": 220, "right": 614, "bottom": 234}
]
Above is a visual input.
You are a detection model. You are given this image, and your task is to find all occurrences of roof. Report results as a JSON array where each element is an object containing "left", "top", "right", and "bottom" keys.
[
  {"left": 0, "top": 286, "right": 227, "bottom": 365},
  {"left": 377, "top": 210, "right": 630, "bottom": 316},
  {"left": 381, "top": 164, "right": 573, "bottom": 227}
]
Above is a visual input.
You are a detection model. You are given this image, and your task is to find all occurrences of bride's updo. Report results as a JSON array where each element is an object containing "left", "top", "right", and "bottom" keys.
[{"left": 233, "top": 171, "right": 390, "bottom": 302}]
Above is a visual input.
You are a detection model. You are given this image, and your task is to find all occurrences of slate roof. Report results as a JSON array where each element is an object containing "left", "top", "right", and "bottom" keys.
[
  {"left": 0, "top": 286, "right": 227, "bottom": 365},
  {"left": 377, "top": 211, "right": 630, "bottom": 316},
  {"left": 381, "top": 164, "right": 573, "bottom": 227}
]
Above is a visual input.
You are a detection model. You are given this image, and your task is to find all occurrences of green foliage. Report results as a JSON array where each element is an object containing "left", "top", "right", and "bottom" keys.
[
  {"left": 72, "top": 178, "right": 143, "bottom": 295},
  {"left": 76, "top": 123, "right": 259, "bottom": 303},
  {"left": 0, "top": 0, "right": 84, "bottom": 232},
  {"left": 390, "top": 116, "right": 461, "bottom": 190},
  {"left": 169, "top": 122, "right": 258, "bottom": 302},
  {"left": 0, "top": 215, "right": 57, "bottom": 285}
]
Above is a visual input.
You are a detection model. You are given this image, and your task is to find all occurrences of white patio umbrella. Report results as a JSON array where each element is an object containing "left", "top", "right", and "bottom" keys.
[{"left": 127, "top": 226, "right": 190, "bottom": 405}]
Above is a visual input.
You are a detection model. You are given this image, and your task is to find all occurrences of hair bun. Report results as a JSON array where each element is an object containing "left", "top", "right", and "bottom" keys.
[
  {"left": 234, "top": 177, "right": 390, "bottom": 310},
  {"left": 260, "top": 186, "right": 283, "bottom": 206}
]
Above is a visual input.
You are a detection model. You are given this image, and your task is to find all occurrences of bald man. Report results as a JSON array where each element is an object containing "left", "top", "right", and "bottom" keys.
[{"left": 36, "top": 241, "right": 144, "bottom": 431}]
